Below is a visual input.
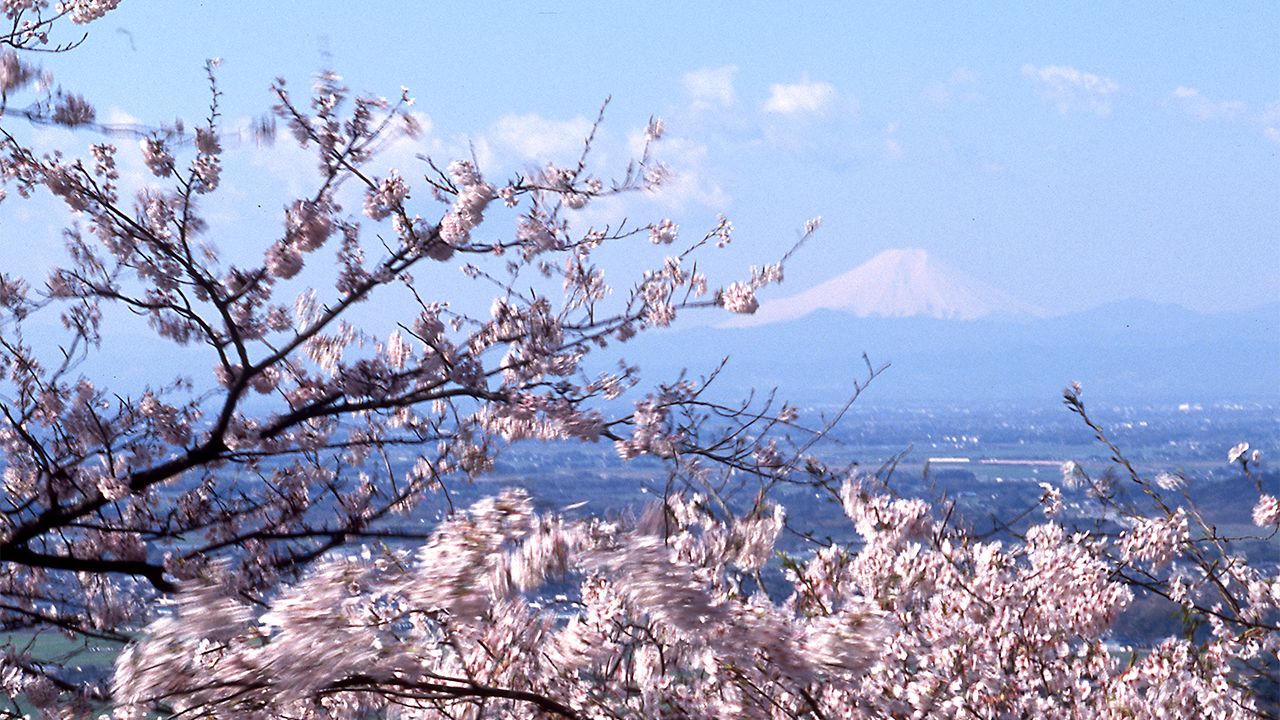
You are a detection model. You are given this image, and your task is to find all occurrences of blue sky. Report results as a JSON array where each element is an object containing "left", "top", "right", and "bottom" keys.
[{"left": 15, "top": 1, "right": 1280, "bottom": 314}]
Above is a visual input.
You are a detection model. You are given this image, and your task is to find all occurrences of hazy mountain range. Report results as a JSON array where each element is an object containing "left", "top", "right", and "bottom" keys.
[
  {"left": 65, "top": 247, "right": 1277, "bottom": 407},
  {"left": 626, "top": 249, "right": 1278, "bottom": 405}
]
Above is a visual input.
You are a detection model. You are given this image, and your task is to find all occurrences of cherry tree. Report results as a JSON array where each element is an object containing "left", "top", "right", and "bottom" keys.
[
  {"left": 102, "top": 393, "right": 1278, "bottom": 719},
  {"left": 0, "top": 2, "right": 818, "bottom": 712},
  {"left": 1, "top": 5, "right": 1277, "bottom": 718}
]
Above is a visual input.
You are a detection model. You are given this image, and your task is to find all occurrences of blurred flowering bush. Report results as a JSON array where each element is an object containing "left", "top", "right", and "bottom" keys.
[
  {"left": 1, "top": 4, "right": 1276, "bottom": 717},
  {"left": 107, "top": 447, "right": 1280, "bottom": 718}
]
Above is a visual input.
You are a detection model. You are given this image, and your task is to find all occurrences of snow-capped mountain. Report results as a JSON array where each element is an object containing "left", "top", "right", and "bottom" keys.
[
  {"left": 731, "top": 248, "right": 1043, "bottom": 326},
  {"left": 616, "top": 243, "right": 1279, "bottom": 401}
]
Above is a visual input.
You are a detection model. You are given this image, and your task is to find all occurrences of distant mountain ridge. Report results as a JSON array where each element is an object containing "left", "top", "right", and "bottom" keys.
[
  {"left": 729, "top": 248, "right": 1044, "bottom": 327},
  {"left": 69, "top": 239, "right": 1277, "bottom": 405},
  {"left": 626, "top": 292, "right": 1278, "bottom": 404}
]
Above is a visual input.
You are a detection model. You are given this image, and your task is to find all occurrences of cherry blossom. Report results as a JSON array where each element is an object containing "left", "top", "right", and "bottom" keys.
[
  {"left": 0, "top": 6, "right": 1275, "bottom": 717},
  {"left": 1254, "top": 494, "right": 1279, "bottom": 527}
]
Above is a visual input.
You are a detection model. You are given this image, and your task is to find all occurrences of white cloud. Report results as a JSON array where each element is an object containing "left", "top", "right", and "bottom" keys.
[
  {"left": 682, "top": 65, "right": 738, "bottom": 108},
  {"left": 643, "top": 135, "right": 730, "bottom": 210},
  {"left": 249, "top": 124, "right": 332, "bottom": 197},
  {"left": 1260, "top": 101, "right": 1280, "bottom": 144},
  {"left": 489, "top": 113, "right": 594, "bottom": 161},
  {"left": 1168, "top": 89, "right": 1280, "bottom": 144},
  {"left": 103, "top": 107, "right": 143, "bottom": 128},
  {"left": 884, "top": 122, "right": 902, "bottom": 159},
  {"left": 1021, "top": 64, "right": 1118, "bottom": 117},
  {"left": 1170, "top": 86, "right": 1246, "bottom": 121},
  {"left": 624, "top": 129, "right": 729, "bottom": 210},
  {"left": 950, "top": 66, "right": 979, "bottom": 87},
  {"left": 924, "top": 66, "right": 981, "bottom": 105},
  {"left": 762, "top": 78, "right": 837, "bottom": 115},
  {"left": 569, "top": 128, "right": 728, "bottom": 232}
]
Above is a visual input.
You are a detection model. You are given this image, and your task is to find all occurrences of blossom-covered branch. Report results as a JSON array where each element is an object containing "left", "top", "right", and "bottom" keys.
[{"left": 0, "top": 6, "right": 821, "bottom": 711}]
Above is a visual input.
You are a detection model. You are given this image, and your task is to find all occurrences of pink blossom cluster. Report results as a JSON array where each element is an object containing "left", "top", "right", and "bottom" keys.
[
  {"left": 107, "top": 490, "right": 884, "bottom": 717},
  {"left": 2, "top": 0, "right": 117, "bottom": 49},
  {"left": 56, "top": 0, "right": 119, "bottom": 24},
  {"left": 715, "top": 253, "right": 791, "bottom": 316},
  {"left": 104, "top": 469, "right": 1278, "bottom": 719},
  {"left": 1118, "top": 509, "right": 1189, "bottom": 569},
  {"left": 436, "top": 160, "right": 494, "bottom": 248},
  {"left": 1254, "top": 494, "right": 1280, "bottom": 527},
  {"left": 720, "top": 280, "right": 759, "bottom": 314},
  {"left": 362, "top": 170, "right": 408, "bottom": 220}
]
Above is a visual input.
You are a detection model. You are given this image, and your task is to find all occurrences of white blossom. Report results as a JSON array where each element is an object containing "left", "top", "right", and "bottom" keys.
[
  {"left": 721, "top": 281, "right": 758, "bottom": 314},
  {"left": 1253, "top": 495, "right": 1279, "bottom": 527}
]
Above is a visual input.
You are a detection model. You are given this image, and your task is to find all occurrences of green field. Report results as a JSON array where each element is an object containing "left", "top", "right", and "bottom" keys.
[{"left": 4, "top": 630, "right": 123, "bottom": 670}]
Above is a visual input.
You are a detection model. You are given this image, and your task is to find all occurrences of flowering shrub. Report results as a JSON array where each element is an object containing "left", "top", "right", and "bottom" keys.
[
  {"left": 109, "top": 443, "right": 1279, "bottom": 718},
  {"left": 1, "top": 6, "right": 1277, "bottom": 718}
]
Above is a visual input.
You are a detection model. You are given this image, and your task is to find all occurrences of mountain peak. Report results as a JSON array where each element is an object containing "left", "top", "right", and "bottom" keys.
[
  {"left": 729, "top": 247, "right": 1042, "bottom": 327},
  {"left": 862, "top": 247, "right": 932, "bottom": 273},
  {"left": 874, "top": 246, "right": 930, "bottom": 261}
]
